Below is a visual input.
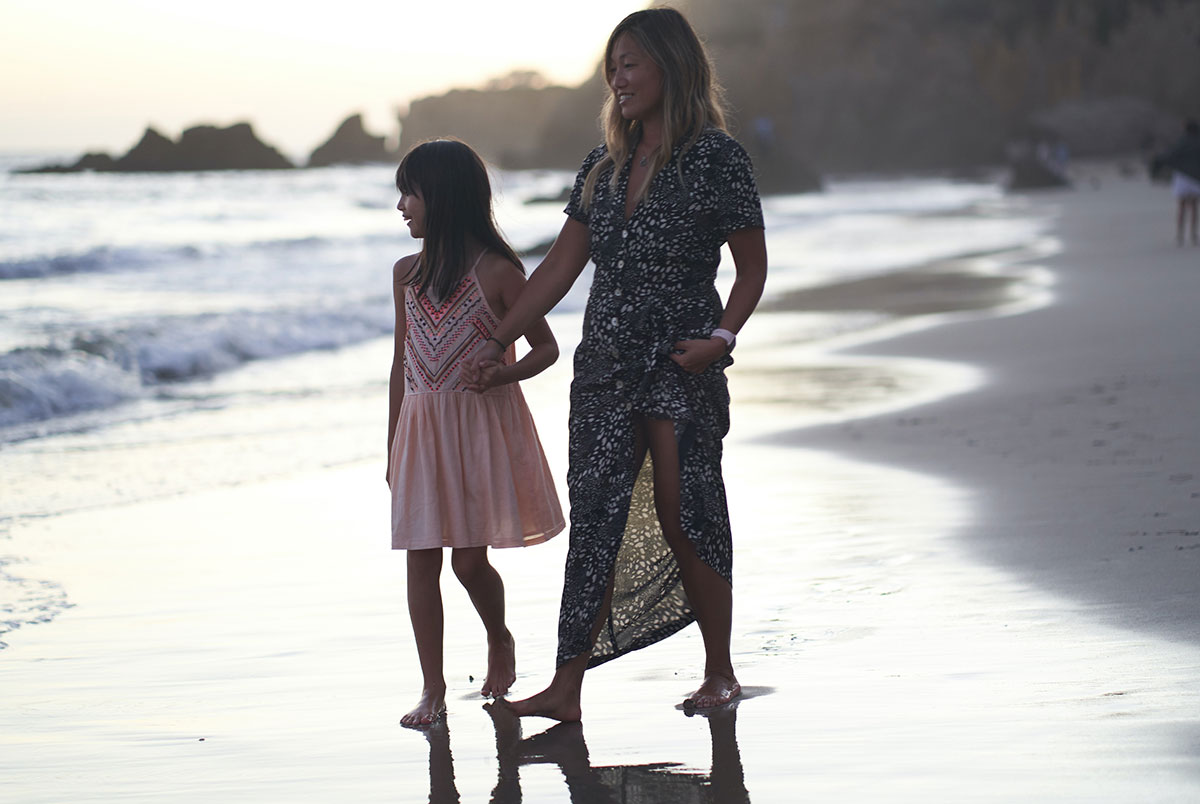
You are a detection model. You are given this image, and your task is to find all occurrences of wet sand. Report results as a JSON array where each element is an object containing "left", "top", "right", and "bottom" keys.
[{"left": 3, "top": 174, "right": 1200, "bottom": 801}]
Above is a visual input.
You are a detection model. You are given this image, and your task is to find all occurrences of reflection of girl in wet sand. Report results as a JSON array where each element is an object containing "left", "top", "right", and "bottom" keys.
[{"left": 468, "top": 7, "right": 767, "bottom": 722}]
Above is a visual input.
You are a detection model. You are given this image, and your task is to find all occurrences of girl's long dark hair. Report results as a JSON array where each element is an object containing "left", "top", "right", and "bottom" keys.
[{"left": 394, "top": 138, "right": 522, "bottom": 301}]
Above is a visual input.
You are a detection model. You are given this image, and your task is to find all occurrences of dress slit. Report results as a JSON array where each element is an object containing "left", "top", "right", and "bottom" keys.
[{"left": 553, "top": 129, "right": 762, "bottom": 668}]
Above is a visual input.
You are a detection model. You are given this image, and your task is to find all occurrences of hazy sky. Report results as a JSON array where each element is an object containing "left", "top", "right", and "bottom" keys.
[{"left": 1, "top": 0, "right": 646, "bottom": 157}]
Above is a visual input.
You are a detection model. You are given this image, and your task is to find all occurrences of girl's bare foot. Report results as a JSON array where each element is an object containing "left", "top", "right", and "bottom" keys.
[
  {"left": 683, "top": 672, "right": 741, "bottom": 711},
  {"left": 504, "top": 685, "right": 582, "bottom": 722},
  {"left": 401, "top": 685, "right": 447, "bottom": 728},
  {"left": 481, "top": 632, "right": 517, "bottom": 698}
]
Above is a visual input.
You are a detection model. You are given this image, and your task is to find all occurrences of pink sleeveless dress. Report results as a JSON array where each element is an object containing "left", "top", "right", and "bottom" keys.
[{"left": 388, "top": 262, "right": 564, "bottom": 550}]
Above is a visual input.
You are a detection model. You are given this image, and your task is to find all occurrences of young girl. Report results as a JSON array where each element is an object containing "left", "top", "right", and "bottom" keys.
[{"left": 386, "top": 138, "right": 564, "bottom": 728}]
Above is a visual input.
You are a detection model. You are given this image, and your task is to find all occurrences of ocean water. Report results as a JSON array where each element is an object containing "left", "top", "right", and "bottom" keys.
[{"left": 0, "top": 155, "right": 1049, "bottom": 649}]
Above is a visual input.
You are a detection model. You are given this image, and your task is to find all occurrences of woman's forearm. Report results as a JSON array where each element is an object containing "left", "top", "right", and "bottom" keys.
[
  {"left": 493, "top": 341, "right": 559, "bottom": 386},
  {"left": 718, "top": 228, "right": 768, "bottom": 334},
  {"left": 491, "top": 219, "right": 590, "bottom": 347}
]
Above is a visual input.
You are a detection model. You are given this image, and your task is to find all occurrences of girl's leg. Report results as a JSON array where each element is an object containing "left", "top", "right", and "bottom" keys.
[
  {"left": 1186, "top": 197, "right": 1199, "bottom": 244},
  {"left": 403, "top": 548, "right": 447, "bottom": 727},
  {"left": 451, "top": 546, "right": 516, "bottom": 698},
  {"left": 642, "top": 416, "right": 740, "bottom": 709}
]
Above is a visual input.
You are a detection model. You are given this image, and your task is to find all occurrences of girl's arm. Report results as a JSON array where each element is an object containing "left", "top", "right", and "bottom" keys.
[
  {"left": 468, "top": 257, "right": 561, "bottom": 391},
  {"left": 465, "top": 217, "right": 591, "bottom": 381},
  {"left": 669, "top": 226, "right": 768, "bottom": 374},
  {"left": 386, "top": 256, "right": 415, "bottom": 484}
]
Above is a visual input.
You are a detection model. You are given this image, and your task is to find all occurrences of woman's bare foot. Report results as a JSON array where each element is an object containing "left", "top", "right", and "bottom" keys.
[
  {"left": 504, "top": 684, "right": 582, "bottom": 722},
  {"left": 481, "top": 632, "right": 517, "bottom": 698},
  {"left": 401, "top": 685, "right": 447, "bottom": 728},
  {"left": 683, "top": 672, "right": 741, "bottom": 711}
]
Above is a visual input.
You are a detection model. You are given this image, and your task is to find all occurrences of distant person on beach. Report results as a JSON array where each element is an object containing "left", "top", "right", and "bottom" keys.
[
  {"left": 467, "top": 7, "right": 767, "bottom": 720},
  {"left": 387, "top": 138, "right": 565, "bottom": 727},
  {"left": 1154, "top": 120, "right": 1200, "bottom": 245}
]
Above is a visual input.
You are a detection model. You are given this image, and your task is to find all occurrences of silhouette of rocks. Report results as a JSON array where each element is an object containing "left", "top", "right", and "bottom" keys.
[
  {"left": 308, "top": 113, "right": 395, "bottom": 167},
  {"left": 165, "top": 123, "right": 292, "bottom": 171},
  {"left": 114, "top": 127, "right": 179, "bottom": 171},
  {"left": 398, "top": 71, "right": 589, "bottom": 171},
  {"left": 23, "top": 123, "right": 293, "bottom": 173}
]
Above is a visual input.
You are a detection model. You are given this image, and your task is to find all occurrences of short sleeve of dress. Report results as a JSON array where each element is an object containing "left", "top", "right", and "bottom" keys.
[
  {"left": 712, "top": 137, "right": 765, "bottom": 240},
  {"left": 564, "top": 145, "right": 608, "bottom": 226}
]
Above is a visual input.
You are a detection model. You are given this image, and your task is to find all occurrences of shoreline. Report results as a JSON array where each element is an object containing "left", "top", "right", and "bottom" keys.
[{"left": 774, "top": 171, "right": 1200, "bottom": 647}]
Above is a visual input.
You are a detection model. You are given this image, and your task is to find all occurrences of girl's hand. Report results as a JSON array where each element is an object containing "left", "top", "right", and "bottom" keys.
[
  {"left": 669, "top": 338, "right": 728, "bottom": 374},
  {"left": 465, "top": 340, "right": 505, "bottom": 392},
  {"left": 458, "top": 340, "right": 496, "bottom": 388},
  {"left": 464, "top": 359, "right": 502, "bottom": 393}
]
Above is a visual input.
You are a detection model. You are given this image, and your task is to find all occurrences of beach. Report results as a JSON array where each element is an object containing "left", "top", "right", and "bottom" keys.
[{"left": 3, "top": 167, "right": 1200, "bottom": 802}]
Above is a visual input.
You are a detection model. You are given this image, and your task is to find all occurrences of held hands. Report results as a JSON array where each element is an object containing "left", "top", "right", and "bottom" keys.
[
  {"left": 464, "top": 340, "right": 505, "bottom": 393},
  {"left": 669, "top": 337, "right": 728, "bottom": 374}
]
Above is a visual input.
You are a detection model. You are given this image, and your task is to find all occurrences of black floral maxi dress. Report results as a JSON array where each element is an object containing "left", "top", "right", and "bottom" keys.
[{"left": 558, "top": 129, "right": 764, "bottom": 668}]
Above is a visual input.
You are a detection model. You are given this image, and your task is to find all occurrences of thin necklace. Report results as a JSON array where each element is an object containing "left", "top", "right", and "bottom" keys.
[{"left": 639, "top": 154, "right": 648, "bottom": 167}]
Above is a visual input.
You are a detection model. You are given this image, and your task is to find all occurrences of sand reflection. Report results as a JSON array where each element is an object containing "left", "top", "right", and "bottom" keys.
[{"left": 417, "top": 704, "right": 751, "bottom": 804}]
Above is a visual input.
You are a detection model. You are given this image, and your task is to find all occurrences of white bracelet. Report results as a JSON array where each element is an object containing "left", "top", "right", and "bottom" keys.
[{"left": 711, "top": 328, "right": 736, "bottom": 352}]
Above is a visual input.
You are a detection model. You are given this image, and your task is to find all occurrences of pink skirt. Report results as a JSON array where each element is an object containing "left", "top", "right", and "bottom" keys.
[{"left": 388, "top": 385, "right": 564, "bottom": 550}]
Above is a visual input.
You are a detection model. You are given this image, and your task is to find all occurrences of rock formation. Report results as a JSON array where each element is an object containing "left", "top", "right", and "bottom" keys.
[
  {"left": 397, "top": 71, "right": 592, "bottom": 171},
  {"left": 22, "top": 122, "right": 293, "bottom": 173},
  {"left": 308, "top": 113, "right": 395, "bottom": 167}
]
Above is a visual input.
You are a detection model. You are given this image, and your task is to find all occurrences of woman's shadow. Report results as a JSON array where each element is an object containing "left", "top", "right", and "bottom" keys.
[{"left": 418, "top": 703, "right": 751, "bottom": 803}]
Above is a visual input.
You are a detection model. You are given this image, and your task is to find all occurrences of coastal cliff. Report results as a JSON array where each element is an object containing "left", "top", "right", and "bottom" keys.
[
  {"left": 394, "top": 0, "right": 1199, "bottom": 183},
  {"left": 397, "top": 71, "right": 597, "bottom": 170}
]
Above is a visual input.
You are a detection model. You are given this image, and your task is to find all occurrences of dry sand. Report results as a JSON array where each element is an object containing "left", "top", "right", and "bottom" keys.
[{"left": 2, "top": 174, "right": 1199, "bottom": 802}]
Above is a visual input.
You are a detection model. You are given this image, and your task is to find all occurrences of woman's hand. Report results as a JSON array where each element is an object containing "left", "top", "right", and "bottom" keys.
[{"left": 669, "top": 337, "right": 728, "bottom": 374}]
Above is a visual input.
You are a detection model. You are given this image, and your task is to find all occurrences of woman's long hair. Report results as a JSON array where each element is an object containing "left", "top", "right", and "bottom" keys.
[
  {"left": 582, "top": 6, "right": 727, "bottom": 209},
  {"left": 394, "top": 138, "right": 522, "bottom": 301}
]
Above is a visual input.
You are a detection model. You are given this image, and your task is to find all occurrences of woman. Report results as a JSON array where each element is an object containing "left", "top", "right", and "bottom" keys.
[{"left": 469, "top": 7, "right": 767, "bottom": 721}]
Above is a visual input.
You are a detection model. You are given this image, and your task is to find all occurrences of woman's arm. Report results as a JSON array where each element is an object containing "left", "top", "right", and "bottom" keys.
[
  {"left": 466, "top": 217, "right": 591, "bottom": 380},
  {"left": 669, "top": 226, "right": 768, "bottom": 374},
  {"left": 385, "top": 257, "right": 414, "bottom": 484},
  {"left": 466, "top": 259, "right": 560, "bottom": 391},
  {"left": 716, "top": 226, "right": 769, "bottom": 333}
]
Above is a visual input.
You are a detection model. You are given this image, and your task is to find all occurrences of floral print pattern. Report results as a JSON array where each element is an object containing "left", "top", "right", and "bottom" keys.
[{"left": 557, "top": 129, "right": 764, "bottom": 667}]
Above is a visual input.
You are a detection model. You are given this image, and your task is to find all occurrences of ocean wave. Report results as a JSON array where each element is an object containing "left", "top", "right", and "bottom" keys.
[
  {"left": 0, "top": 245, "right": 172, "bottom": 280},
  {"left": 0, "top": 233, "right": 402, "bottom": 281},
  {"left": 0, "top": 303, "right": 393, "bottom": 429},
  {"left": 0, "top": 554, "right": 73, "bottom": 651}
]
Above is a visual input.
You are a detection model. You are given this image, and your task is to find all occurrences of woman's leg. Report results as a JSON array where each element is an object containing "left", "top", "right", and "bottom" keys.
[
  {"left": 504, "top": 581, "right": 613, "bottom": 722},
  {"left": 451, "top": 546, "right": 516, "bottom": 698},
  {"left": 507, "top": 431, "right": 649, "bottom": 721},
  {"left": 403, "top": 548, "right": 448, "bottom": 727},
  {"left": 642, "top": 416, "right": 740, "bottom": 709}
]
